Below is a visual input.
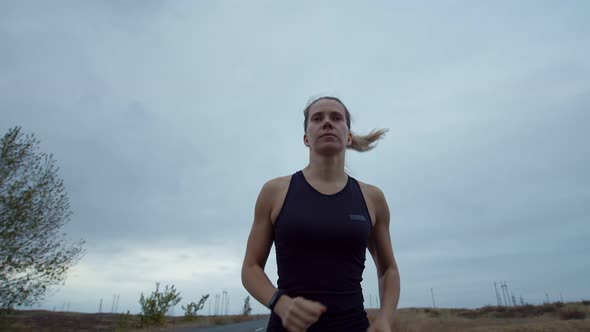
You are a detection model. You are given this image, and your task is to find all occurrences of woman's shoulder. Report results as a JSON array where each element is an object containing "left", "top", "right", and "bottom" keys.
[
  {"left": 355, "top": 179, "right": 386, "bottom": 201},
  {"left": 261, "top": 174, "right": 293, "bottom": 194}
]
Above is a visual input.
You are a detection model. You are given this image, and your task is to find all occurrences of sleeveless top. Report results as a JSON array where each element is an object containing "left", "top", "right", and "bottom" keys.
[{"left": 267, "top": 170, "right": 373, "bottom": 331}]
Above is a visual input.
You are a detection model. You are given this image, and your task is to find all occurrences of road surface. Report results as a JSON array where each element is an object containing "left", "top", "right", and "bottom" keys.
[{"left": 170, "top": 318, "right": 269, "bottom": 332}]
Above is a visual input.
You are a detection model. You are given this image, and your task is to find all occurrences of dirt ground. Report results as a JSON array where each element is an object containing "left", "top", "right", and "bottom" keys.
[{"left": 1, "top": 302, "right": 588, "bottom": 331}]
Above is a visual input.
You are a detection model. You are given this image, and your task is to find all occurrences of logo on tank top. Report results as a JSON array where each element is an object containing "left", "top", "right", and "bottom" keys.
[{"left": 349, "top": 214, "right": 367, "bottom": 222}]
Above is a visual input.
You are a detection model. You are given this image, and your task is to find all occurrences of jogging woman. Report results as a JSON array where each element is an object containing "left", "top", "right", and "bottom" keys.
[{"left": 241, "top": 96, "right": 400, "bottom": 331}]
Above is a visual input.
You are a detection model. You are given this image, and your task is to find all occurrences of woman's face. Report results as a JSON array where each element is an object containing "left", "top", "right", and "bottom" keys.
[{"left": 304, "top": 98, "right": 352, "bottom": 154}]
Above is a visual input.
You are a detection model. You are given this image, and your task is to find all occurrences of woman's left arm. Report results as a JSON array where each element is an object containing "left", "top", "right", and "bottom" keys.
[{"left": 367, "top": 186, "right": 400, "bottom": 332}]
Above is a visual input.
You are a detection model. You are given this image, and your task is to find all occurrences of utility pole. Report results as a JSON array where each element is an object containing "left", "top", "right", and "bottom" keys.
[
  {"left": 511, "top": 294, "right": 517, "bottom": 307},
  {"left": 502, "top": 281, "right": 510, "bottom": 306},
  {"left": 221, "top": 290, "right": 227, "bottom": 316},
  {"left": 431, "top": 288, "right": 436, "bottom": 308},
  {"left": 226, "top": 294, "right": 230, "bottom": 315},
  {"left": 494, "top": 282, "right": 501, "bottom": 306},
  {"left": 546, "top": 293, "right": 550, "bottom": 304},
  {"left": 215, "top": 294, "right": 220, "bottom": 315},
  {"left": 99, "top": 298, "right": 102, "bottom": 313}
]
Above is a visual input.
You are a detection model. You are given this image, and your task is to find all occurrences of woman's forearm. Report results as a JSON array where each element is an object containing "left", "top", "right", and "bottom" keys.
[
  {"left": 241, "top": 264, "right": 278, "bottom": 309},
  {"left": 377, "top": 266, "right": 400, "bottom": 325}
]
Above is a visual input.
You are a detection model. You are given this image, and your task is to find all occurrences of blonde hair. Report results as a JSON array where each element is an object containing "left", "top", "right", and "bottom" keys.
[{"left": 303, "top": 96, "right": 388, "bottom": 152}]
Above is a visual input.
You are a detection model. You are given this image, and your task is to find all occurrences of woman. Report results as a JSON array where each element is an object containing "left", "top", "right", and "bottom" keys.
[{"left": 241, "top": 96, "right": 400, "bottom": 331}]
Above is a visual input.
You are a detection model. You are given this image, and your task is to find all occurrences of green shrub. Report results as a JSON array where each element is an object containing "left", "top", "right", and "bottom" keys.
[
  {"left": 138, "top": 282, "right": 182, "bottom": 326},
  {"left": 182, "top": 294, "right": 209, "bottom": 321},
  {"left": 117, "top": 310, "right": 135, "bottom": 329},
  {"left": 560, "top": 308, "right": 586, "bottom": 320},
  {"left": 242, "top": 296, "right": 253, "bottom": 316}
]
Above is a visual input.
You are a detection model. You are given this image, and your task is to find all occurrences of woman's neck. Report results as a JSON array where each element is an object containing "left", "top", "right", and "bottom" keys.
[{"left": 303, "top": 152, "right": 347, "bottom": 183}]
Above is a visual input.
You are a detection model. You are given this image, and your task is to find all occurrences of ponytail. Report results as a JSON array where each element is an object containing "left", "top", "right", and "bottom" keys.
[{"left": 349, "top": 129, "right": 388, "bottom": 152}]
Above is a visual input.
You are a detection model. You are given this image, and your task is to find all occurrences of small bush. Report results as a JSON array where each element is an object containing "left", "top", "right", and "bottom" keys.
[
  {"left": 182, "top": 294, "right": 209, "bottom": 321},
  {"left": 242, "top": 296, "right": 253, "bottom": 316},
  {"left": 138, "top": 282, "right": 182, "bottom": 326},
  {"left": 117, "top": 310, "right": 135, "bottom": 329},
  {"left": 582, "top": 300, "right": 590, "bottom": 306},
  {"left": 535, "top": 303, "right": 558, "bottom": 315},
  {"left": 560, "top": 308, "right": 586, "bottom": 320},
  {"left": 457, "top": 310, "right": 478, "bottom": 319},
  {"left": 423, "top": 308, "right": 440, "bottom": 317}
]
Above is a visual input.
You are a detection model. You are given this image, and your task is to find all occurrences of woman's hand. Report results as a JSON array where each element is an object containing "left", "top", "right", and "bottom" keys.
[
  {"left": 367, "top": 316, "right": 392, "bottom": 332},
  {"left": 274, "top": 295, "right": 327, "bottom": 332}
]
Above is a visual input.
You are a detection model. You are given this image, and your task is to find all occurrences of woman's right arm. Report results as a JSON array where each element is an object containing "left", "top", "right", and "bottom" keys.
[
  {"left": 241, "top": 179, "right": 326, "bottom": 332},
  {"left": 241, "top": 180, "right": 278, "bottom": 308}
]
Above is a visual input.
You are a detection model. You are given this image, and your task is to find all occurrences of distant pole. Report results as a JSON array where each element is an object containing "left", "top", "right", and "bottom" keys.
[
  {"left": 504, "top": 283, "right": 513, "bottom": 307},
  {"left": 501, "top": 283, "right": 509, "bottom": 307},
  {"left": 431, "top": 288, "right": 436, "bottom": 308},
  {"left": 226, "top": 294, "right": 230, "bottom": 315},
  {"left": 222, "top": 290, "right": 227, "bottom": 315},
  {"left": 215, "top": 294, "right": 219, "bottom": 315},
  {"left": 511, "top": 294, "right": 517, "bottom": 307},
  {"left": 546, "top": 293, "right": 550, "bottom": 304},
  {"left": 99, "top": 299, "right": 102, "bottom": 313},
  {"left": 494, "top": 282, "right": 501, "bottom": 306},
  {"left": 560, "top": 293, "right": 564, "bottom": 303},
  {"left": 208, "top": 300, "right": 211, "bottom": 316},
  {"left": 111, "top": 294, "right": 116, "bottom": 313}
]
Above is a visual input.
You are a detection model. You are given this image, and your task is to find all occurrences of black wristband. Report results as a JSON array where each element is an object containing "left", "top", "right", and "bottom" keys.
[{"left": 267, "top": 289, "right": 285, "bottom": 311}]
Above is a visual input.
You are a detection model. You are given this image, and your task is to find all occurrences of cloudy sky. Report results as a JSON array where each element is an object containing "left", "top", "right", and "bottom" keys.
[{"left": 1, "top": 1, "right": 589, "bottom": 315}]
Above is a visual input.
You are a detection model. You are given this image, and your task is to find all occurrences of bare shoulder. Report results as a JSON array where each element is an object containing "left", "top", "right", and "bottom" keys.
[
  {"left": 260, "top": 175, "right": 293, "bottom": 224},
  {"left": 357, "top": 180, "right": 386, "bottom": 203},
  {"left": 261, "top": 175, "right": 292, "bottom": 195}
]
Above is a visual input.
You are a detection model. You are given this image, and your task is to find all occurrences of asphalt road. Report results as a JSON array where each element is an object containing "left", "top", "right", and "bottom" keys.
[{"left": 171, "top": 318, "right": 269, "bottom": 332}]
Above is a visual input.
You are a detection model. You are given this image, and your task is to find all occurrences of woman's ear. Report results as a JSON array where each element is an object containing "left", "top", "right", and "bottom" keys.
[
  {"left": 303, "top": 134, "right": 309, "bottom": 147},
  {"left": 347, "top": 132, "right": 353, "bottom": 146}
]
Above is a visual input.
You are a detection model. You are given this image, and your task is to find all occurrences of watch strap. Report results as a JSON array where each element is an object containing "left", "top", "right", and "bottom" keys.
[{"left": 267, "top": 289, "right": 285, "bottom": 311}]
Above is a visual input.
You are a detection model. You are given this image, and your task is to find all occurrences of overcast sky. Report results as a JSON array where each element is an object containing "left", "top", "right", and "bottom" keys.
[{"left": 1, "top": 1, "right": 589, "bottom": 315}]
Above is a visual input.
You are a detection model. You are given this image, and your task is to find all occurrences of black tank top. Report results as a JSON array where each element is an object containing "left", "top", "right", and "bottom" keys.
[{"left": 267, "top": 170, "right": 372, "bottom": 331}]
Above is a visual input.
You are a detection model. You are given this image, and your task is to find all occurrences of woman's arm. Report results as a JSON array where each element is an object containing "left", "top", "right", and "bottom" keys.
[
  {"left": 241, "top": 179, "right": 326, "bottom": 332},
  {"left": 367, "top": 186, "right": 400, "bottom": 331},
  {"left": 241, "top": 180, "right": 279, "bottom": 308}
]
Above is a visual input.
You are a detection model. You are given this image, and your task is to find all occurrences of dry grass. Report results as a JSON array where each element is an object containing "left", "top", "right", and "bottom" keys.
[
  {"left": 365, "top": 302, "right": 590, "bottom": 332},
  {"left": 2, "top": 302, "right": 589, "bottom": 331},
  {"left": 0, "top": 310, "right": 267, "bottom": 332}
]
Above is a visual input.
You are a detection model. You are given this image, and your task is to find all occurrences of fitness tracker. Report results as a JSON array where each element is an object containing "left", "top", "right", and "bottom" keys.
[{"left": 267, "top": 289, "right": 285, "bottom": 311}]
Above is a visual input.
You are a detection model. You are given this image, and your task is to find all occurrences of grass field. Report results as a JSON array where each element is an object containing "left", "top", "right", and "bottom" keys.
[
  {"left": 373, "top": 301, "right": 590, "bottom": 332},
  {"left": 1, "top": 301, "right": 588, "bottom": 331}
]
